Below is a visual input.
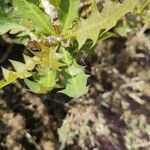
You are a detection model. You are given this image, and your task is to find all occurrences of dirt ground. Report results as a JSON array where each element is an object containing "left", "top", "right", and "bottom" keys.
[{"left": 0, "top": 28, "right": 150, "bottom": 149}]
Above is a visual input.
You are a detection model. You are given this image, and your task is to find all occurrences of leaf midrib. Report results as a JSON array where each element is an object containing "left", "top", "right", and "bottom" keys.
[{"left": 62, "top": 0, "right": 72, "bottom": 33}]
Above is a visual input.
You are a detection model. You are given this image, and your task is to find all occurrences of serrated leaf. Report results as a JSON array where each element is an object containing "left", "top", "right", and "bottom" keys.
[
  {"left": 25, "top": 69, "right": 57, "bottom": 93},
  {"left": 65, "top": 60, "right": 84, "bottom": 76},
  {"left": 60, "top": 72, "right": 89, "bottom": 97},
  {"left": 61, "top": 0, "right": 80, "bottom": 34},
  {"left": 79, "top": 31, "right": 117, "bottom": 54},
  {"left": 10, "top": 55, "right": 37, "bottom": 78},
  {"left": 25, "top": 79, "right": 50, "bottom": 93},
  {"left": 32, "top": 44, "right": 63, "bottom": 69},
  {"left": 60, "top": 48, "right": 73, "bottom": 65},
  {"left": 13, "top": 0, "right": 54, "bottom": 35},
  {"left": 0, "top": 68, "right": 17, "bottom": 88},
  {"left": 69, "top": 0, "right": 139, "bottom": 49},
  {"left": 61, "top": 58, "right": 89, "bottom": 97},
  {"left": 115, "top": 21, "right": 130, "bottom": 37},
  {"left": 33, "top": 69, "right": 57, "bottom": 88}
]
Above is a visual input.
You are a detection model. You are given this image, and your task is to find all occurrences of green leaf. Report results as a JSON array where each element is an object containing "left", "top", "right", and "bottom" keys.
[
  {"left": 65, "top": 60, "right": 84, "bottom": 76},
  {"left": 99, "top": 31, "right": 118, "bottom": 41},
  {"left": 24, "top": 79, "right": 48, "bottom": 93},
  {"left": 12, "top": 36, "right": 29, "bottom": 45},
  {"left": 136, "top": 0, "right": 150, "bottom": 13},
  {"left": 49, "top": 0, "right": 60, "bottom": 8},
  {"left": 0, "top": 1, "right": 5, "bottom": 10},
  {"left": 60, "top": 47, "right": 73, "bottom": 65},
  {"left": 33, "top": 69, "right": 57, "bottom": 88},
  {"left": 61, "top": 60, "right": 89, "bottom": 97},
  {"left": 32, "top": 44, "right": 63, "bottom": 69},
  {"left": 25, "top": 69, "right": 57, "bottom": 93},
  {"left": 115, "top": 21, "right": 130, "bottom": 37},
  {"left": 0, "top": 68, "right": 17, "bottom": 88},
  {"left": 60, "top": 72, "right": 89, "bottom": 97},
  {"left": 61, "top": 0, "right": 80, "bottom": 34},
  {"left": 0, "top": 1, "right": 8, "bottom": 12},
  {"left": 0, "top": 43, "right": 29, "bottom": 89},
  {"left": 13, "top": 0, "right": 54, "bottom": 35},
  {"left": 27, "top": 0, "right": 40, "bottom": 5},
  {"left": 79, "top": 32, "right": 117, "bottom": 55},
  {"left": 69, "top": 0, "right": 139, "bottom": 49},
  {"left": 10, "top": 55, "right": 38, "bottom": 78},
  {"left": 0, "top": 11, "right": 33, "bottom": 35}
]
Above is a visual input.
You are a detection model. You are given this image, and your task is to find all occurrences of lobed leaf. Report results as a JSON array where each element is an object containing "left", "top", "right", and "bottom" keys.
[
  {"left": 25, "top": 69, "right": 57, "bottom": 93},
  {"left": 68, "top": 0, "right": 139, "bottom": 49},
  {"left": 60, "top": 47, "right": 73, "bottom": 66},
  {"left": 24, "top": 79, "right": 49, "bottom": 93},
  {"left": 65, "top": 60, "right": 84, "bottom": 76},
  {"left": 60, "top": 72, "right": 89, "bottom": 98},
  {"left": 0, "top": 68, "right": 17, "bottom": 88},
  {"left": 60, "top": 60, "right": 89, "bottom": 97},
  {"left": 31, "top": 44, "right": 63, "bottom": 69},
  {"left": 10, "top": 55, "right": 38, "bottom": 78}
]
